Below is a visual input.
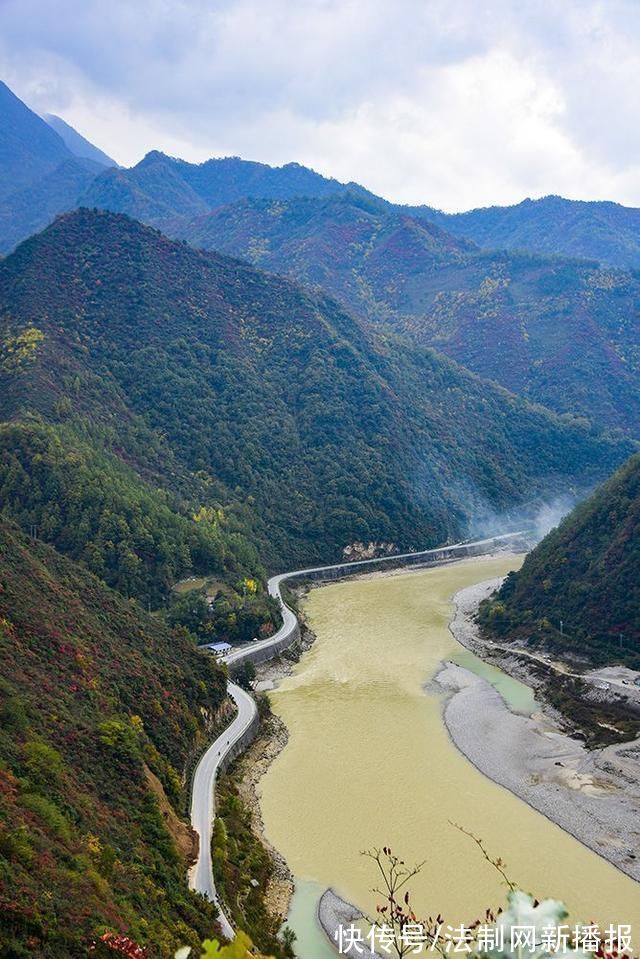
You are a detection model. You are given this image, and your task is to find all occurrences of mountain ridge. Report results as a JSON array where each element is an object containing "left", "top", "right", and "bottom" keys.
[
  {"left": 80, "top": 147, "right": 640, "bottom": 269},
  {"left": 43, "top": 112, "right": 116, "bottom": 168},
  {"left": 2, "top": 207, "right": 631, "bottom": 573},
  {"left": 3, "top": 76, "right": 640, "bottom": 272},
  {"left": 0, "top": 81, "right": 105, "bottom": 254},
  {"left": 167, "top": 193, "right": 640, "bottom": 436},
  {"left": 424, "top": 194, "right": 640, "bottom": 269}
]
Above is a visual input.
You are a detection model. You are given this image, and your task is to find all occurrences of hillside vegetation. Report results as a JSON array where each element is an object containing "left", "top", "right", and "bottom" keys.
[
  {"left": 425, "top": 195, "right": 640, "bottom": 270},
  {"left": 1, "top": 209, "right": 633, "bottom": 574},
  {"left": 80, "top": 149, "right": 372, "bottom": 218},
  {"left": 0, "top": 520, "right": 228, "bottom": 957},
  {"left": 479, "top": 453, "right": 640, "bottom": 668},
  {"left": 0, "top": 418, "right": 266, "bottom": 609},
  {"left": 171, "top": 194, "right": 640, "bottom": 436},
  {"left": 82, "top": 150, "right": 640, "bottom": 270}
]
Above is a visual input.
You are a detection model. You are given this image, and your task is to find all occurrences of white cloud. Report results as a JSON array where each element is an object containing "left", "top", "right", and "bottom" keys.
[{"left": 0, "top": 0, "right": 639, "bottom": 210}]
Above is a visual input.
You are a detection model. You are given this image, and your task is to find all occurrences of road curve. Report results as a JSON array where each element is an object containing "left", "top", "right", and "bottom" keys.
[{"left": 188, "top": 531, "right": 527, "bottom": 935}]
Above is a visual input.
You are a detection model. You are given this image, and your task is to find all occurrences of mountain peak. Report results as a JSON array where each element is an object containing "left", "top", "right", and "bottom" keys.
[{"left": 137, "top": 148, "right": 173, "bottom": 167}]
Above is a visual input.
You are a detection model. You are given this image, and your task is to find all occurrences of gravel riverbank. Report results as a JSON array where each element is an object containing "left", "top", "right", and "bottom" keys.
[
  {"left": 436, "top": 580, "right": 640, "bottom": 883},
  {"left": 234, "top": 714, "right": 294, "bottom": 921}
]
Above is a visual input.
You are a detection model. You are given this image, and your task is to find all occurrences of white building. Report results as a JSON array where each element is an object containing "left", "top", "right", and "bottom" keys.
[{"left": 208, "top": 641, "right": 233, "bottom": 658}]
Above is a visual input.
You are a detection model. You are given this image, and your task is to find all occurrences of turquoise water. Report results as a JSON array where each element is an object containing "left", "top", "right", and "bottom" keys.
[
  {"left": 450, "top": 648, "right": 538, "bottom": 715},
  {"left": 284, "top": 879, "right": 338, "bottom": 959}
]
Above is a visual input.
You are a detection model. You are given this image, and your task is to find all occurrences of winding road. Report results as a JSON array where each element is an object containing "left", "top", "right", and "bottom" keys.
[
  {"left": 188, "top": 681, "right": 256, "bottom": 938},
  {"left": 188, "top": 532, "right": 527, "bottom": 937}
]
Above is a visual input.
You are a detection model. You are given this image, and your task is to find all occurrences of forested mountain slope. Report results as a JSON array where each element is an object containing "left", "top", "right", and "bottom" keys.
[
  {"left": 479, "top": 452, "right": 640, "bottom": 667},
  {"left": 425, "top": 196, "right": 640, "bottom": 270},
  {"left": 172, "top": 194, "right": 640, "bottom": 435},
  {"left": 80, "top": 149, "right": 640, "bottom": 271},
  {"left": 1, "top": 209, "right": 631, "bottom": 572},
  {"left": 0, "top": 416, "right": 266, "bottom": 607},
  {"left": 0, "top": 519, "right": 227, "bottom": 957},
  {"left": 80, "top": 149, "right": 373, "bottom": 219}
]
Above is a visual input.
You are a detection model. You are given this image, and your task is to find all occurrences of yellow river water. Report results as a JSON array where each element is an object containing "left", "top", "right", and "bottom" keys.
[{"left": 259, "top": 556, "right": 640, "bottom": 945}]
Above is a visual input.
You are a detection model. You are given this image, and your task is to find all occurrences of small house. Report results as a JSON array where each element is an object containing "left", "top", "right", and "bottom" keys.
[{"left": 209, "top": 641, "right": 233, "bottom": 658}]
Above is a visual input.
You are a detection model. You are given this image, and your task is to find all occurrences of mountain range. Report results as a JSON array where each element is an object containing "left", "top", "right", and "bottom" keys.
[
  {"left": 3, "top": 81, "right": 638, "bottom": 438},
  {"left": 1, "top": 76, "right": 638, "bottom": 584},
  {"left": 1, "top": 75, "right": 640, "bottom": 958},
  {"left": 165, "top": 192, "right": 640, "bottom": 435},
  {"left": 78, "top": 148, "right": 640, "bottom": 270},
  {"left": 3, "top": 79, "right": 640, "bottom": 271},
  {"left": 4, "top": 208, "right": 628, "bottom": 578}
]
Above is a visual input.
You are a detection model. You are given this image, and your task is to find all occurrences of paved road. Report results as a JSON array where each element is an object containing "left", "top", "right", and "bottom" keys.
[
  {"left": 219, "top": 532, "right": 526, "bottom": 670},
  {"left": 188, "top": 531, "right": 527, "bottom": 935},
  {"left": 223, "top": 572, "right": 299, "bottom": 669},
  {"left": 188, "top": 571, "right": 301, "bottom": 934},
  {"left": 188, "top": 681, "right": 256, "bottom": 939}
]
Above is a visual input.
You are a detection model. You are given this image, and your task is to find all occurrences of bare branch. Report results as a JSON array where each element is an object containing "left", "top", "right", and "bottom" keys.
[{"left": 449, "top": 821, "right": 517, "bottom": 892}]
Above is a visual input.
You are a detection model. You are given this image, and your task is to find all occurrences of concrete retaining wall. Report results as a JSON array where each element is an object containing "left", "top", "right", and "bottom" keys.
[
  {"left": 218, "top": 690, "right": 261, "bottom": 772},
  {"left": 289, "top": 534, "right": 529, "bottom": 585},
  {"left": 225, "top": 533, "right": 527, "bottom": 673},
  {"left": 226, "top": 621, "right": 301, "bottom": 674}
]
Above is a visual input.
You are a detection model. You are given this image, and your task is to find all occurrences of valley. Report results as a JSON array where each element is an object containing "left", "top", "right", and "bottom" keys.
[{"left": 0, "top": 53, "right": 639, "bottom": 959}]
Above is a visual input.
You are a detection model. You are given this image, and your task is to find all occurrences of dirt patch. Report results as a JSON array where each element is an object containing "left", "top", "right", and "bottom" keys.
[{"left": 144, "top": 763, "right": 198, "bottom": 865}]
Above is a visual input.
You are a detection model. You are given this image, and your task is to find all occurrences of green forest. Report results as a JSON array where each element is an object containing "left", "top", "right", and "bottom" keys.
[
  {"left": 479, "top": 453, "right": 640, "bottom": 668},
  {"left": 1, "top": 208, "right": 632, "bottom": 578},
  {"left": 168, "top": 193, "right": 640, "bottom": 436}
]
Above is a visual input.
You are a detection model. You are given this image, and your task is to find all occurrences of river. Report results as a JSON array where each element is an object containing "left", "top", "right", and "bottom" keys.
[{"left": 258, "top": 555, "right": 640, "bottom": 956}]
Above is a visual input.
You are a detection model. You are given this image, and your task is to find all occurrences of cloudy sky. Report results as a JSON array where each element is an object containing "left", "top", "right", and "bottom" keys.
[{"left": 0, "top": 0, "right": 639, "bottom": 211}]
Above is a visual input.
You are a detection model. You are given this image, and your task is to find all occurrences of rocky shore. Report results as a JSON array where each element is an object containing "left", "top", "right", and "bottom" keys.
[
  {"left": 318, "top": 889, "right": 379, "bottom": 959},
  {"left": 436, "top": 579, "right": 640, "bottom": 882},
  {"left": 234, "top": 713, "right": 294, "bottom": 921}
]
